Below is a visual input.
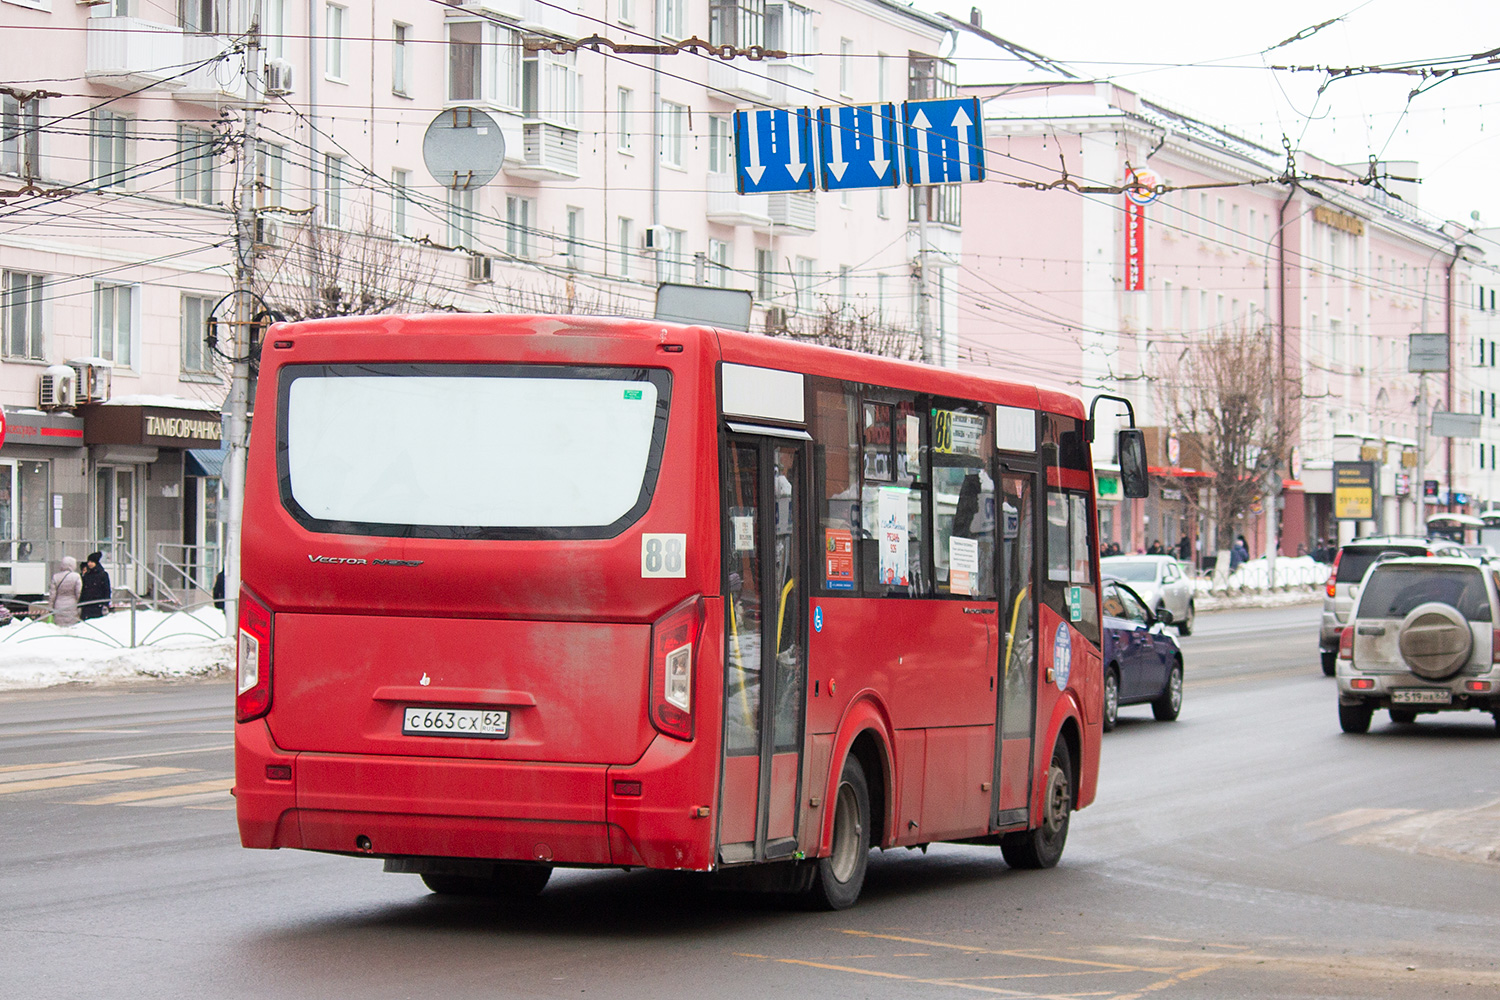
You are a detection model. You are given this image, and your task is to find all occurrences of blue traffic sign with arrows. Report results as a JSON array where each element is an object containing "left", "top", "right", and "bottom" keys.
[
  {"left": 816, "top": 103, "right": 901, "bottom": 191},
  {"left": 734, "top": 108, "right": 816, "bottom": 194},
  {"left": 902, "top": 97, "right": 984, "bottom": 185}
]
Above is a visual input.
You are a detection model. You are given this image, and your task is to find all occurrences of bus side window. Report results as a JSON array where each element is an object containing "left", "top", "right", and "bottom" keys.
[
  {"left": 860, "top": 396, "right": 930, "bottom": 596},
  {"left": 1041, "top": 488, "right": 1100, "bottom": 645},
  {"left": 932, "top": 400, "right": 995, "bottom": 599},
  {"left": 811, "top": 382, "right": 861, "bottom": 595}
]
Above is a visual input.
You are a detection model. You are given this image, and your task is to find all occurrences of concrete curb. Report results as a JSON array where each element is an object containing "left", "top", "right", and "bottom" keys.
[{"left": 1196, "top": 589, "right": 1322, "bottom": 612}]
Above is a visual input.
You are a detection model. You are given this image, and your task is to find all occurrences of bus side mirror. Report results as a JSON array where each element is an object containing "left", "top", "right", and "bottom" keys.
[{"left": 1118, "top": 429, "right": 1149, "bottom": 499}]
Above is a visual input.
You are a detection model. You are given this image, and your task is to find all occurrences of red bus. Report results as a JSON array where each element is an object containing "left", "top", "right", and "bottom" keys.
[{"left": 234, "top": 314, "right": 1145, "bottom": 909}]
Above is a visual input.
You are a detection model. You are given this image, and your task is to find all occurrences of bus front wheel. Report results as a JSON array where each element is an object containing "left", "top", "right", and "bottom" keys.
[
  {"left": 1000, "top": 740, "right": 1072, "bottom": 870},
  {"left": 808, "top": 755, "right": 871, "bottom": 910},
  {"left": 421, "top": 863, "right": 552, "bottom": 898}
]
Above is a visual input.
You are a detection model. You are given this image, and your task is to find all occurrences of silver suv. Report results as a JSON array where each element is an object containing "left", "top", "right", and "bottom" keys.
[
  {"left": 1320, "top": 536, "right": 1462, "bottom": 675},
  {"left": 1336, "top": 556, "right": 1500, "bottom": 733}
]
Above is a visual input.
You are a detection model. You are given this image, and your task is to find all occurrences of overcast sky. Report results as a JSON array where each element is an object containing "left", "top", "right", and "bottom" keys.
[{"left": 955, "top": 0, "right": 1500, "bottom": 230}]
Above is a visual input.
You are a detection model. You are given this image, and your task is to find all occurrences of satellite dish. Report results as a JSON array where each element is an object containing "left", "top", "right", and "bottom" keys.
[{"left": 422, "top": 107, "right": 506, "bottom": 190}]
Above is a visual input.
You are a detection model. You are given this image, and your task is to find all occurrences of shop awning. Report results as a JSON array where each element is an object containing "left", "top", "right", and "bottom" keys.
[{"left": 185, "top": 446, "right": 226, "bottom": 478}]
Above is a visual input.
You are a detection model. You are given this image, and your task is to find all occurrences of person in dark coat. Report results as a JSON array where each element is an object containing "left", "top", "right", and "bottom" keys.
[
  {"left": 79, "top": 552, "right": 111, "bottom": 620},
  {"left": 213, "top": 569, "right": 225, "bottom": 611},
  {"left": 1177, "top": 534, "right": 1191, "bottom": 562}
]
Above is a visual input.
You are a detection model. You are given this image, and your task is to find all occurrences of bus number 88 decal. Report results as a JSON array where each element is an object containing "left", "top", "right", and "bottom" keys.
[{"left": 641, "top": 533, "right": 687, "bottom": 578}]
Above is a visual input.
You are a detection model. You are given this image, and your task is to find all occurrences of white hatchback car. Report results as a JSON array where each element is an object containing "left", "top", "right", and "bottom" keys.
[
  {"left": 1337, "top": 556, "right": 1500, "bottom": 733},
  {"left": 1100, "top": 555, "right": 1195, "bottom": 636}
]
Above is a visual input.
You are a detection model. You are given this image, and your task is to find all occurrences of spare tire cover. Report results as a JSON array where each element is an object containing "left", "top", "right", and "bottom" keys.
[{"left": 1397, "top": 602, "right": 1473, "bottom": 680}]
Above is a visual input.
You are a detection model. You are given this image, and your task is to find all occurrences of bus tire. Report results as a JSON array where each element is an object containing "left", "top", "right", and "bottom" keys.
[
  {"left": 1000, "top": 739, "right": 1071, "bottom": 870},
  {"left": 808, "top": 755, "right": 871, "bottom": 910},
  {"left": 421, "top": 863, "right": 552, "bottom": 898}
]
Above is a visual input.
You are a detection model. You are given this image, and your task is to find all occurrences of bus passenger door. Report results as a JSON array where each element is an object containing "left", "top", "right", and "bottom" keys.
[
  {"left": 994, "top": 468, "right": 1037, "bottom": 828},
  {"left": 719, "top": 436, "right": 808, "bottom": 864}
]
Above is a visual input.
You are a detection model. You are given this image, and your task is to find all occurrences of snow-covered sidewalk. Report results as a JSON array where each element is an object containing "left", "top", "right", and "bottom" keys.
[{"left": 0, "top": 606, "right": 231, "bottom": 691}]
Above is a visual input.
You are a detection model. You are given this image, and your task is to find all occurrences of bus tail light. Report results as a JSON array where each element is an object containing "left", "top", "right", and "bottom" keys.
[
  {"left": 236, "top": 590, "right": 274, "bottom": 723},
  {"left": 1325, "top": 550, "right": 1341, "bottom": 598},
  {"left": 650, "top": 595, "right": 702, "bottom": 741},
  {"left": 1338, "top": 625, "right": 1354, "bottom": 660}
]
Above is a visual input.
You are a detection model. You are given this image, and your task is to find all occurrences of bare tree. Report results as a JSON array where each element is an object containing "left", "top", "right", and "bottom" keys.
[
  {"left": 254, "top": 211, "right": 447, "bottom": 321},
  {"left": 778, "top": 302, "right": 922, "bottom": 360},
  {"left": 1158, "top": 321, "right": 1300, "bottom": 548}
]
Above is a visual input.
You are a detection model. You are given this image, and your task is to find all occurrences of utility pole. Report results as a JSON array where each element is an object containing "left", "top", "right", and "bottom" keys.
[
  {"left": 915, "top": 187, "right": 934, "bottom": 364},
  {"left": 223, "top": 1, "right": 263, "bottom": 636}
]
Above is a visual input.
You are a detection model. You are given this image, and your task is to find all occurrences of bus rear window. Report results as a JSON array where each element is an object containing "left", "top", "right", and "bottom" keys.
[{"left": 278, "top": 364, "right": 671, "bottom": 539}]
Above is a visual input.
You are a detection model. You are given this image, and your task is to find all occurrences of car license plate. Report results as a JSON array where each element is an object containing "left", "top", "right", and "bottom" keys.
[
  {"left": 402, "top": 707, "right": 509, "bottom": 739},
  {"left": 1390, "top": 689, "right": 1452, "bottom": 705}
]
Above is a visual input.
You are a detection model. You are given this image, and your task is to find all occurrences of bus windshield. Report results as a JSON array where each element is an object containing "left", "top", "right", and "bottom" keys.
[{"left": 282, "top": 366, "right": 669, "bottom": 534}]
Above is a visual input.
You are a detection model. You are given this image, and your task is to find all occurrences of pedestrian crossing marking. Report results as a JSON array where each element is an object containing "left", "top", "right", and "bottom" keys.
[
  {"left": 0, "top": 762, "right": 136, "bottom": 784},
  {"left": 76, "top": 778, "right": 233, "bottom": 806},
  {"left": 0, "top": 766, "right": 189, "bottom": 795}
]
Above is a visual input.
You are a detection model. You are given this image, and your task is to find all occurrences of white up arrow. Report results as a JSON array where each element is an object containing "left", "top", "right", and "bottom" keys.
[
  {"left": 786, "top": 112, "right": 806, "bottom": 183},
  {"left": 952, "top": 103, "right": 974, "bottom": 182},
  {"left": 744, "top": 111, "right": 766, "bottom": 185},
  {"left": 910, "top": 108, "right": 932, "bottom": 184}
]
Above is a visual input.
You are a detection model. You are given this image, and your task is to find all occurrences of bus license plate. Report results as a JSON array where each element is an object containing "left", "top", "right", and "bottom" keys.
[
  {"left": 402, "top": 707, "right": 509, "bottom": 739},
  {"left": 1390, "top": 689, "right": 1451, "bottom": 705}
]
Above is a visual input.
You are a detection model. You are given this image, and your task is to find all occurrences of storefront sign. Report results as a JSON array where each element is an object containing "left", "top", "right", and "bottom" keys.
[
  {"left": 1124, "top": 198, "right": 1146, "bottom": 291},
  {"left": 1312, "top": 205, "right": 1365, "bottom": 236},
  {"left": 1333, "top": 461, "right": 1376, "bottom": 520},
  {"left": 83, "top": 404, "right": 223, "bottom": 449},
  {"left": 1, "top": 407, "right": 85, "bottom": 448}
]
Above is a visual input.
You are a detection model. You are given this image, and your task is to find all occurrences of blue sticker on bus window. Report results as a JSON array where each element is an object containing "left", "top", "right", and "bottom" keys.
[
  {"left": 1053, "top": 622, "right": 1071, "bottom": 691},
  {"left": 813, "top": 605, "right": 823, "bottom": 633}
]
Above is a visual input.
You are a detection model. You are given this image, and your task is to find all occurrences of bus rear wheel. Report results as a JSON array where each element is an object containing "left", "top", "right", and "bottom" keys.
[
  {"left": 1000, "top": 740, "right": 1072, "bottom": 870},
  {"left": 807, "top": 755, "right": 871, "bottom": 910},
  {"left": 421, "top": 863, "right": 552, "bottom": 898}
]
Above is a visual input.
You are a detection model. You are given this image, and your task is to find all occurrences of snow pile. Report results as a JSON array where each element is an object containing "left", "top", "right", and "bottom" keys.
[
  {"left": 1195, "top": 554, "right": 1329, "bottom": 593},
  {"left": 0, "top": 606, "right": 231, "bottom": 691}
]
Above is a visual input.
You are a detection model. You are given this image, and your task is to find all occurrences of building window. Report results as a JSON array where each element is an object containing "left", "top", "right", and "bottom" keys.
[
  {"left": 710, "top": 0, "right": 764, "bottom": 48},
  {"left": 506, "top": 195, "right": 534, "bottom": 258},
  {"left": 522, "top": 47, "right": 580, "bottom": 125},
  {"left": 908, "top": 51, "right": 956, "bottom": 99},
  {"left": 794, "top": 257, "right": 815, "bottom": 312},
  {"left": 448, "top": 188, "right": 475, "bottom": 248},
  {"left": 877, "top": 187, "right": 888, "bottom": 219},
  {"left": 839, "top": 38, "right": 853, "bottom": 94},
  {"left": 91, "top": 110, "right": 129, "bottom": 189},
  {"left": 838, "top": 265, "right": 851, "bottom": 309},
  {"left": 255, "top": 141, "right": 284, "bottom": 208},
  {"left": 325, "top": 3, "right": 347, "bottom": 81},
  {"left": 179, "top": 0, "right": 223, "bottom": 34},
  {"left": 565, "top": 207, "right": 583, "bottom": 270},
  {"left": 176, "top": 126, "right": 215, "bottom": 204},
  {"left": 616, "top": 217, "right": 633, "bottom": 279},
  {"left": 93, "top": 283, "right": 135, "bottom": 368},
  {"left": 447, "top": 21, "right": 520, "bottom": 106},
  {"left": 766, "top": 3, "right": 812, "bottom": 69},
  {"left": 392, "top": 23, "right": 411, "bottom": 96},
  {"left": 616, "top": 87, "right": 634, "bottom": 152},
  {"left": 391, "top": 169, "right": 410, "bottom": 236},
  {"left": 2, "top": 271, "right": 45, "bottom": 361},
  {"left": 5, "top": 94, "right": 44, "bottom": 178},
  {"left": 708, "top": 239, "right": 731, "bottom": 287},
  {"left": 618, "top": 0, "right": 633, "bottom": 25},
  {"left": 708, "top": 116, "right": 732, "bottom": 174},
  {"left": 265, "top": 0, "right": 287, "bottom": 59},
  {"left": 181, "top": 294, "right": 215, "bottom": 375},
  {"left": 755, "top": 248, "right": 774, "bottom": 300},
  {"left": 660, "top": 101, "right": 686, "bottom": 168},
  {"left": 322, "top": 153, "right": 343, "bottom": 226},
  {"left": 909, "top": 184, "right": 960, "bottom": 227},
  {"left": 659, "top": 0, "right": 686, "bottom": 40},
  {"left": 655, "top": 228, "right": 686, "bottom": 285}
]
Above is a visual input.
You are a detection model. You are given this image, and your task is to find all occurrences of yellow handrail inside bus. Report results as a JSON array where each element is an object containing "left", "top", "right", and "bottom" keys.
[
  {"left": 775, "top": 577, "right": 795, "bottom": 651},
  {"left": 727, "top": 591, "right": 753, "bottom": 730},
  {"left": 1003, "top": 584, "right": 1029, "bottom": 678}
]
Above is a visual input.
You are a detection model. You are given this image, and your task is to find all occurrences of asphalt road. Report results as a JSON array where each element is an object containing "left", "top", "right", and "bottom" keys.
[{"left": 2, "top": 603, "right": 1498, "bottom": 999}]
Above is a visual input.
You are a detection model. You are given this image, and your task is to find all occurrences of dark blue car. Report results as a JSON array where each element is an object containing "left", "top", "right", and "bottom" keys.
[{"left": 1100, "top": 578, "right": 1184, "bottom": 731}]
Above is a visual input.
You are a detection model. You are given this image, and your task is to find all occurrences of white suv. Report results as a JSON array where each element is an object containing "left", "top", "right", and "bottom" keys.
[{"left": 1336, "top": 556, "right": 1500, "bottom": 734}]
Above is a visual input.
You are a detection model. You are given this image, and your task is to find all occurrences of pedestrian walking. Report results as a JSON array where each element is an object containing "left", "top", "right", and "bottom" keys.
[
  {"left": 1177, "top": 534, "right": 1191, "bottom": 562},
  {"left": 79, "top": 552, "right": 111, "bottom": 620},
  {"left": 49, "top": 556, "right": 82, "bottom": 626}
]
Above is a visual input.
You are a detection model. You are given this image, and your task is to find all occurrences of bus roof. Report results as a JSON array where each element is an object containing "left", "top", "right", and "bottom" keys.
[{"left": 267, "top": 313, "right": 1085, "bottom": 420}]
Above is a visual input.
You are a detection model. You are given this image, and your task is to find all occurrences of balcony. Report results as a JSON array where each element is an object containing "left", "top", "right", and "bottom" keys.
[
  {"left": 175, "top": 31, "right": 249, "bottom": 105},
  {"left": 456, "top": 0, "right": 582, "bottom": 39},
  {"left": 707, "top": 59, "right": 772, "bottom": 103},
  {"left": 768, "top": 62, "right": 816, "bottom": 107},
  {"left": 85, "top": 17, "right": 186, "bottom": 91},
  {"left": 768, "top": 192, "right": 816, "bottom": 232},
  {"left": 706, "top": 174, "right": 771, "bottom": 229},
  {"left": 508, "top": 120, "right": 580, "bottom": 180}
]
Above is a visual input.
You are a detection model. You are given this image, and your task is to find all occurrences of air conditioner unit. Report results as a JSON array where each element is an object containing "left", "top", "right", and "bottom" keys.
[
  {"left": 642, "top": 226, "right": 668, "bottom": 252},
  {"left": 467, "top": 254, "right": 494, "bottom": 283},
  {"left": 69, "top": 360, "right": 112, "bottom": 403},
  {"left": 38, "top": 366, "right": 76, "bottom": 410},
  {"left": 263, "top": 57, "right": 294, "bottom": 97},
  {"left": 254, "top": 215, "right": 280, "bottom": 247},
  {"left": 764, "top": 306, "right": 788, "bottom": 333}
]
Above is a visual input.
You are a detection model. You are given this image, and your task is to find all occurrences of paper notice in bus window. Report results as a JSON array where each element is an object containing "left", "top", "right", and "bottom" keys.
[
  {"left": 949, "top": 536, "right": 979, "bottom": 596},
  {"left": 905, "top": 415, "right": 920, "bottom": 472},
  {"left": 731, "top": 511, "right": 755, "bottom": 552},
  {"left": 1070, "top": 493, "right": 1090, "bottom": 583},
  {"left": 825, "top": 528, "right": 854, "bottom": 590},
  {"left": 877, "top": 487, "right": 910, "bottom": 587}
]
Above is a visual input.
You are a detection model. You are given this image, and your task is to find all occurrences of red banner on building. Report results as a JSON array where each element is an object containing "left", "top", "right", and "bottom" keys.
[{"left": 1124, "top": 199, "right": 1146, "bottom": 291}]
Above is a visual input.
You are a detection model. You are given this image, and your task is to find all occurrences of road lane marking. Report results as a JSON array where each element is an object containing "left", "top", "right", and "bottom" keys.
[
  {"left": 734, "top": 954, "right": 1056, "bottom": 997},
  {"left": 1111, "top": 964, "right": 1219, "bottom": 1000},
  {"left": 840, "top": 931, "right": 1154, "bottom": 972},
  {"left": 0, "top": 762, "right": 134, "bottom": 784},
  {"left": 0, "top": 766, "right": 189, "bottom": 795},
  {"left": 74, "top": 778, "right": 233, "bottom": 806}
]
